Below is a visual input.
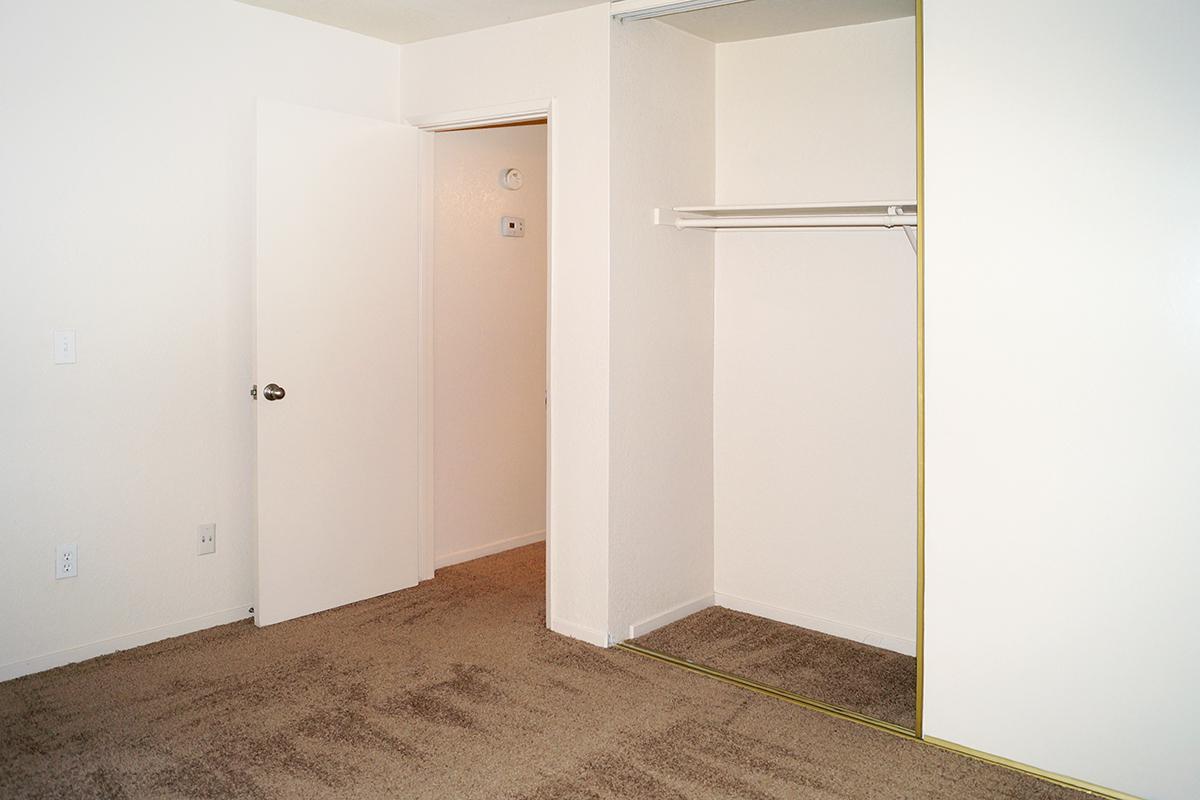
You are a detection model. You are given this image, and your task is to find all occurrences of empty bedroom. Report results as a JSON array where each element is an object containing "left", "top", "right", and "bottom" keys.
[{"left": 1, "top": 1, "right": 1196, "bottom": 799}]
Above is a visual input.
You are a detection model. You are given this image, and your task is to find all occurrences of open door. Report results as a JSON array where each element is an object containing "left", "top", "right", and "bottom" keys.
[{"left": 255, "top": 100, "right": 420, "bottom": 626}]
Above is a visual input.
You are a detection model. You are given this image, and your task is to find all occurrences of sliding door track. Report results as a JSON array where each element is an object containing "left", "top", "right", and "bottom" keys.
[{"left": 614, "top": 641, "right": 916, "bottom": 738}]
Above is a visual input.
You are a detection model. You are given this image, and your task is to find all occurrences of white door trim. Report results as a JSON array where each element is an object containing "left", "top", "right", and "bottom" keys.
[{"left": 410, "top": 99, "right": 555, "bottom": 626}]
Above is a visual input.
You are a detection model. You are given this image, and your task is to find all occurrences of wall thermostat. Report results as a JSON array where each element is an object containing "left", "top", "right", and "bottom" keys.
[
  {"left": 501, "top": 168, "right": 523, "bottom": 191},
  {"left": 501, "top": 216, "right": 525, "bottom": 237}
]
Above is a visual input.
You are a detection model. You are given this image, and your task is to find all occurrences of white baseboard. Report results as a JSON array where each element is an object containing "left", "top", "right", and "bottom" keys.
[
  {"left": 714, "top": 592, "right": 916, "bottom": 656},
  {"left": 435, "top": 529, "right": 546, "bottom": 569},
  {"left": 550, "top": 617, "right": 610, "bottom": 648},
  {"left": 627, "top": 593, "right": 715, "bottom": 639},
  {"left": 0, "top": 604, "right": 253, "bottom": 683}
]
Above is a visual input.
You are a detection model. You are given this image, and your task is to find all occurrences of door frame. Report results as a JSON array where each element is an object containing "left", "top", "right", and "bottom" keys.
[{"left": 407, "top": 99, "right": 556, "bottom": 623}]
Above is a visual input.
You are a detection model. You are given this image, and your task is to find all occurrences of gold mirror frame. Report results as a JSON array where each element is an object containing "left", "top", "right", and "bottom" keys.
[{"left": 616, "top": 7, "right": 1149, "bottom": 797}]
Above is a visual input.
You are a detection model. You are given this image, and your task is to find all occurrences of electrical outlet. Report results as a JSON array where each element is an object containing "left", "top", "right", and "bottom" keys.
[
  {"left": 197, "top": 524, "right": 216, "bottom": 556},
  {"left": 56, "top": 543, "right": 77, "bottom": 579}
]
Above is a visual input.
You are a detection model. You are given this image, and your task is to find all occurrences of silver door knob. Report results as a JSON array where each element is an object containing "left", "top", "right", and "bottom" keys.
[{"left": 262, "top": 383, "right": 286, "bottom": 401}]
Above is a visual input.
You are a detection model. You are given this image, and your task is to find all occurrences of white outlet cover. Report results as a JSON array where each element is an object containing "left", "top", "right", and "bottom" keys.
[
  {"left": 56, "top": 543, "right": 78, "bottom": 579},
  {"left": 197, "top": 523, "right": 216, "bottom": 555}
]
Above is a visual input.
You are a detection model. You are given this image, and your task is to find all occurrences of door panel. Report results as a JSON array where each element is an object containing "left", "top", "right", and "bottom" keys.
[{"left": 255, "top": 100, "right": 419, "bottom": 626}]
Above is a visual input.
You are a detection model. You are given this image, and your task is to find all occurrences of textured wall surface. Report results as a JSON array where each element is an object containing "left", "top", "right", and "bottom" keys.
[{"left": 0, "top": 0, "right": 401, "bottom": 676}]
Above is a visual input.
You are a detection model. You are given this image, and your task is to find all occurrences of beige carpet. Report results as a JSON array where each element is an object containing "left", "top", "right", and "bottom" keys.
[
  {"left": 1, "top": 544, "right": 1090, "bottom": 799},
  {"left": 632, "top": 607, "right": 917, "bottom": 730}
]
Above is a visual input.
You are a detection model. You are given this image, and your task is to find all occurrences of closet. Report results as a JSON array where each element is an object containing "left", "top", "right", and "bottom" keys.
[{"left": 610, "top": 0, "right": 920, "bottom": 733}]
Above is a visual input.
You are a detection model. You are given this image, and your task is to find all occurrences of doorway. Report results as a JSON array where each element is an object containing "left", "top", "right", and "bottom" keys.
[
  {"left": 254, "top": 100, "right": 555, "bottom": 633},
  {"left": 421, "top": 120, "right": 550, "bottom": 610}
]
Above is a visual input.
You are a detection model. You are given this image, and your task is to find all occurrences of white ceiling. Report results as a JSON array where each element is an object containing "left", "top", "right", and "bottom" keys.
[
  {"left": 234, "top": 0, "right": 600, "bottom": 44},
  {"left": 660, "top": 0, "right": 916, "bottom": 43},
  {"left": 235, "top": 0, "right": 916, "bottom": 46}
]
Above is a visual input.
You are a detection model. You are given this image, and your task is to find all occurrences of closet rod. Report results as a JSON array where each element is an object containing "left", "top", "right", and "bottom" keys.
[
  {"left": 654, "top": 203, "right": 917, "bottom": 230},
  {"left": 653, "top": 205, "right": 919, "bottom": 252},
  {"left": 611, "top": 0, "right": 752, "bottom": 23},
  {"left": 670, "top": 213, "right": 917, "bottom": 230}
]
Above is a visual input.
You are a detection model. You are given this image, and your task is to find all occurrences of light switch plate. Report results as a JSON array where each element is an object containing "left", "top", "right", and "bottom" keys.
[{"left": 53, "top": 330, "right": 76, "bottom": 364}]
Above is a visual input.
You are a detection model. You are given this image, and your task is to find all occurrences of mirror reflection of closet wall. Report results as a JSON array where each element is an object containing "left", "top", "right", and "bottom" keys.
[{"left": 613, "top": 0, "right": 922, "bottom": 734}]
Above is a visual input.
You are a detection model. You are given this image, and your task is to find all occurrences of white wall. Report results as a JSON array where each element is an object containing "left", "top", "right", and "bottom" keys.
[
  {"left": 0, "top": 0, "right": 400, "bottom": 678},
  {"left": 713, "top": 18, "right": 918, "bottom": 653},
  {"left": 924, "top": 2, "right": 1200, "bottom": 798},
  {"left": 400, "top": 4, "right": 612, "bottom": 645},
  {"left": 432, "top": 124, "right": 548, "bottom": 568},
  {"left": 608, "top": 19, "right": 715, "bottom": 640}
]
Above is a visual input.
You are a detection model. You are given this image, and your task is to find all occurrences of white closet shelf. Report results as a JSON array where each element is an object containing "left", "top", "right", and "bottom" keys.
[{"left": 654, "top": 201, "right": 917, "bottom": 230}]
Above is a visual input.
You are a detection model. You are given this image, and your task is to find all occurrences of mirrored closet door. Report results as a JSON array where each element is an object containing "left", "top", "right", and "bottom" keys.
[{"left": 612, "top": 0, "right": 920, "bottom": 733}]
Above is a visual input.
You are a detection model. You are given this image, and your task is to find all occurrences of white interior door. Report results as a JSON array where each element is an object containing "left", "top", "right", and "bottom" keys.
[{"left": 255, "top": 100, "right": 420, "bottom": 626}]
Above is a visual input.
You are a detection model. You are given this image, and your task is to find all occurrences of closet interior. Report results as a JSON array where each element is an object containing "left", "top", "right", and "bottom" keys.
[{"left": 612, "top": 0, "right": 920, "bottom": 731}]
